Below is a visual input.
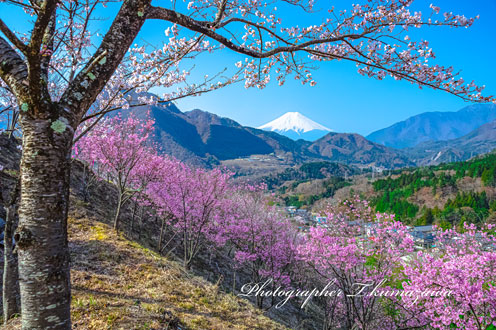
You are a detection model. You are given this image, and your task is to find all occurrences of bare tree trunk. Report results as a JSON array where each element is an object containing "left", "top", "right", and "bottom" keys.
[
  {"left": 158, "top": 216, "right": 165, "bottom": 251},
  {"left": 130, "top": 199, "right": 138, "bottom": 234},
  {"left": 183, "top": 229, "right": 190, "bottom": 271},
  {"left": 137, "top": 206, "right": 145, "bottom": 240},
  {"left": 232, "top": 270, "right": 236, "bottom": 294},
  {"left": 113, "top": 191, "right": 124, "bottom": 231},
  {"left": 184, "top": 255, "right": 189, "bottom": 270},
  {"left": 257, "top": 295, "right": 264, "bottom": 309},
  {"left": 3, "top": 191, "right": 20, "bottom": 322},
  {"left": 16, "top": 119, "right": 72, "bottom": 329},
  {"left": 81, "top": 163, "right": 93, "bottom": 203}
]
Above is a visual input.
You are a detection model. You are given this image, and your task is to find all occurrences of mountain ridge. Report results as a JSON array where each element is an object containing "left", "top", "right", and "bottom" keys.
[
  {"left": 118, "top": 102, "right": 414, "bottom": 169},
  {"left": 307, "top": 132, "right": 414, "bottom": 168},
  {"left": 405, "top": 119, "right": 496, "bottom": 165},
  {"left": 116, "top": 102, "right": 308, "bottom": 166},
  {"left": 366, "top": 104, "right": 496, "bottom": 149}
]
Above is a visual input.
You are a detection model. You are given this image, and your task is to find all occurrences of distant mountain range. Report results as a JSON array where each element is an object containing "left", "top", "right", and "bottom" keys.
[
  {"left": 258, "top": 112, "right": 331, "bottom": 141},
  {"left": 116, "top": 94, "right": 496, "bottom": 170},
  {"left": 366, "top": 104, "right": 496, "bottom": 149},
  {"left": 117, "top": 99, "right": 310, "bottom": 166},
  {"left": 406, "top": 119, "right": 496, "bottom": 165},
  {"left": 117, "top": 97, "right": 411, "bottom": 168}
]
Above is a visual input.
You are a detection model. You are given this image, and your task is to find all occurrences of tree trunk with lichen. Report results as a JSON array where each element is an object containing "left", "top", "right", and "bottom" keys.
[
  {"left": 16, "top": 116, "right": 73, "bottom": 330},
  {"left": 0, "top": 1, "right": 163, "bottom": 328}
]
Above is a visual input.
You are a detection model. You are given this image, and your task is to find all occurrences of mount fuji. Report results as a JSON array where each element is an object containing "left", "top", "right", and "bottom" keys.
[{"left": 258, "top": 112, "right": 332, "bottom": 141}]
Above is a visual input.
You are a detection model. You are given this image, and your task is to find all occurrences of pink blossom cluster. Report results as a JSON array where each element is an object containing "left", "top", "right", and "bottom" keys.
[
  {"left": 147, "top": 162, "right": 235, "bottom": 267},
  {"left": 402, "top": 223, "right": 496, "bottom": 330},
  {"left": 73, "top": 115, "right": 299, "bottom": 288},
  {"left": 226, "top": 189, "right": 299, "bottom": 288},
  {"left": 73, "top": 113, "right": 158, "bottom": 194},
  {"left": 298, "top": 197, "right": 419, "bottom": 328}
]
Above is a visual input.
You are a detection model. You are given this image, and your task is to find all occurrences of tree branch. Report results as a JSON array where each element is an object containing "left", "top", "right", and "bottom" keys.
[
  {"left": 0, "top": 36, "right": 28, "bottom": 98},
  {"left": 213, "top": 0, "right": 228, "bottom": 27},
  {"left": 40, "top": 14, "right": 56, "bottom": 83},
  {"left": 0, "top": 19, "right": 29, "bottom": 54},
  {"left": 29, "top": 0, "right": 59, "bottom": 53},
  {"left": 147, "top": 6, "right": 352, "bottom": 59},
  {"left": 22, "top": 0, "right": 59, "bottom": 106},
  {"left": 60, "top": 0, "right": 152, "bottom": 125}
]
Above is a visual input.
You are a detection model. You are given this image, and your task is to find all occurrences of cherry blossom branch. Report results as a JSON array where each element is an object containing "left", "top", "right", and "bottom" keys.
[
  {"left": 60, "top": 0, "right": 151, "bottom": 122},
  {"left": 0, "top": 19, "right": 29, "bottom": 54},
  {"left": 147, "top": 6, "right": 354, "bottom": 59},
  {"left": 29, "top": 0, "right": 59, "bottom": 54}
]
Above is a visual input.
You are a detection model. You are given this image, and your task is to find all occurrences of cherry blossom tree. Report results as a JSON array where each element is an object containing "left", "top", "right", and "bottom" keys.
[
  {"left": 402, "top": 223, "right": 496, "bottom": 330},
  {"left": 298, "top": 198, "right": 423, "bottom": 329},
  {"left": 299, "top": 199, "right": 496, "bottom": 329},
  {"left": 74, "top": 114, "right": 157, "bottom": 231},
  {"left": 147, "top": 163, "right": 233, "bottom": 270},
  {"left": 0, "top": 0, "right": 493, "bottom": 327},
  {"left": 227, "top": 188, "right": 299, "bottom": 309},
  {"left": 126, "top": 151, "right": 165, "bottom": 234}
]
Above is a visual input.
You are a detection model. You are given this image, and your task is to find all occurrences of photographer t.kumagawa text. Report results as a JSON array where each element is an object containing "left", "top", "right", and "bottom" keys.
[
  {"left": 239, "top": 278, "right": 342, "bottom": 308},
  {"left": 238, "top": 279, "right": 452, "bottom": 309}
]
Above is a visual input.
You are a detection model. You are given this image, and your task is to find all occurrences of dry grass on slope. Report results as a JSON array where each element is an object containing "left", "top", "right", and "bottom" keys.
[{"left": 3, "top": 216, "right": 288, "bottom": 330}]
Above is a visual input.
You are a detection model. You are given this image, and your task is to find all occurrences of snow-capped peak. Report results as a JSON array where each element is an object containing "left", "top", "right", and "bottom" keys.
[{"left": 258, "top": 112, "right": 331, "bottom": 134}]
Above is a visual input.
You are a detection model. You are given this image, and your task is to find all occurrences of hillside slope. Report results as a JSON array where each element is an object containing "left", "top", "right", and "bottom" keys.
[
  {"left": 0, "top": 134, "right": 293, "bottom": 330},
  {"left": 318, "top": 153, "right": 496, "bottom": 228},
  {"left": 3, "top": 212, "right": 287, "bottom": 330}
]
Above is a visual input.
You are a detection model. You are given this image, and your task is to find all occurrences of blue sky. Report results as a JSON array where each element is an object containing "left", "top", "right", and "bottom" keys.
[{"left": 1, "top": 0, "right": 495, "bottom": 135}]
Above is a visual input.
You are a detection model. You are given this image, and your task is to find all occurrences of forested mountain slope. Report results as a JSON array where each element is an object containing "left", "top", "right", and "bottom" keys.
[{"left": 366, "top": 153, "right": 496, "bottom": 228}]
